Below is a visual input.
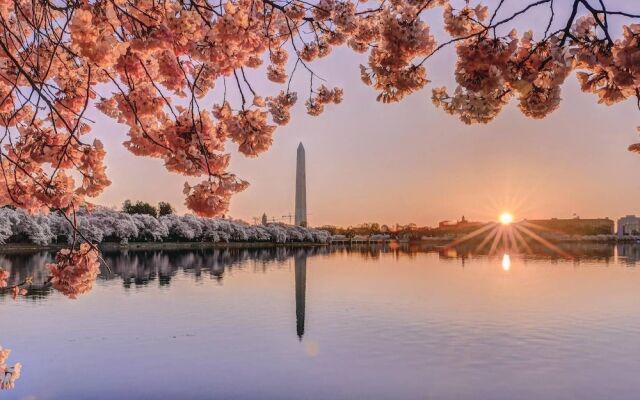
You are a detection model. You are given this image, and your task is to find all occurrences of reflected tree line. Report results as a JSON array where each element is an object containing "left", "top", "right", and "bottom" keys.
[
  {"left": 3, "top": 243, "right": 640, "bottom": 298},
  {"left": 100, "top": 247, "right": 330, "bottom": 288},
  {"left": 0, "top": 247, "right": 324, "bottom": 294}
]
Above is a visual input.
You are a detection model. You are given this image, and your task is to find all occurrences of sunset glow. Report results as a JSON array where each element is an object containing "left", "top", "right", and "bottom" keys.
[{"left": 499, "top": 212, "right": 514, "bottom": 225}]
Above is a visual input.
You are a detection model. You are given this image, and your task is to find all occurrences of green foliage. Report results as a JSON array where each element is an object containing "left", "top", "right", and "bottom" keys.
[
  {"left": 122, "top": 200, "right": 158, "bottom": 218},
  {"left": 158, "top": 202, "right": 175, "bottom": 217},
  {"left": 318, "top": 223, "right": 384, "bottom": 238}
]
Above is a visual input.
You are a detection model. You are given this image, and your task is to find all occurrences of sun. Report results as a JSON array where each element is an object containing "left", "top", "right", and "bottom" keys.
[{"left": 499, "top": 212, "right": 514, "bottom": 225}]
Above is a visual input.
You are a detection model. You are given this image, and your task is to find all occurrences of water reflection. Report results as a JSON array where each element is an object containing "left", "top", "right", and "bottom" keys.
[
  {"left": 3, "top": 242, "right": 640, "bottom": 295},
  {"left": 431, "top": 241, "right": 623, "bottom": 266},
  {"left": 2, "top": 243, "right": 640, "bottom": 399},
  {"left": 1, "top": 242, "right": 638, "bottom": 332},
  {"left": 0, "top": 252, "right": 54, "bottom": 299},
  {"left": 501, "top": 253, "right": 511, "bottom": 271},
  {"left": 295, "top": 252, "right": 307, "bottom": 340},
  {"left": 101, "top": 247, "right": 327, "bottom": 289},
  {"left": 617, "top": 243, "right": 640, "bottom": 265}
]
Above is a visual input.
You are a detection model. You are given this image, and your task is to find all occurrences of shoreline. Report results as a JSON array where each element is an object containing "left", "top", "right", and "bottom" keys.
[
  {"left": 1, "top": 236, "right": 638, "bottom": 254},
  {"left": 0, "top": 241, "right": 328, "bottom": 254}
]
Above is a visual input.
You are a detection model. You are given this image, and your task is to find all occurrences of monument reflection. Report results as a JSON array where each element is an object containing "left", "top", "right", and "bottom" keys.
[{"left": 294, "top": 251, "right": 307, "bottom": 340}]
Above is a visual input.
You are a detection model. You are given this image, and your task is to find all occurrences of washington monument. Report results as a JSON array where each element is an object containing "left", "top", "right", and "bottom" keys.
[{"left": 295, "top": 143, "right": 307, "bottom": 226}]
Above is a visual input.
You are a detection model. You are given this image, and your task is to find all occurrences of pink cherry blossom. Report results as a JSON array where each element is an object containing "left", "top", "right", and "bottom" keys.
[
  {"left": 48, "top": 243, "right": 101, "bottom": 299},
  {"left": 0, "top": 345, "right": 20, "bottom": 391}
]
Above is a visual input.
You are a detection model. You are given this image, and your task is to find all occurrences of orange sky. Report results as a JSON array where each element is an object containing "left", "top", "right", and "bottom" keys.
[{"left": 91, "top": 2, "right": 640, "bottom": 227}]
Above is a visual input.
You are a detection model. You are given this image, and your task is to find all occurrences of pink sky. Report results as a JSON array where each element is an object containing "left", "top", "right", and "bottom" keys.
[{"left": 91, "top": 1, "right": 639, "bottom": 227}]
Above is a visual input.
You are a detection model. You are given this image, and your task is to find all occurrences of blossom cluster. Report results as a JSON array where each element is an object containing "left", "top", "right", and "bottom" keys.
[
  {"left": 266, "top": 91, "right": 298, "bottom": 125},
  {"left": 573, "top": 19, "right": 640, "bottom": 106},
  {"left": 359, "top": 4, "right": 440, "bottom": 103},
  {"left": 0, "top": 267, "right": 28, "bottom": 299},
  {"left": 432, "top": 31, "right": 569, "bottom": 123},
  {"left": 48, "top": 244, "right": 101, "bottom": 299},
  {"left": 433, "top": 11, "right": 639, "bottom": 126},
  {"left": 0, "top": 345, "right": 21, "bottom": 390},
  {"left": 306, "top": 85, "right": 344, "bottom": 116},
  {"left": 443, "top": 2, "right": 488, "bottom": 38}
]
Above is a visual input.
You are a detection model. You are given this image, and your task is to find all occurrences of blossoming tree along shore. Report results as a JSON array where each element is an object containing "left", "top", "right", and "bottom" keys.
[
  {"left": 0, "top": 0, "right": 638, "bottom": 304},
  {"left": 0, "top": 205, "right": 330, "bottom": 295},
  {"left": 0, "top": 206, "right": 331, "bottom": 247}
]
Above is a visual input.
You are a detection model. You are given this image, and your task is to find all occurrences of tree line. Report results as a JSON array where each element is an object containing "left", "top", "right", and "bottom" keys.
[
  {"left": 0, "top": 205, "right": 330, "bottom": 246},
  {"left": 122, "top": 200, "right": 175, "bottom": 219}
]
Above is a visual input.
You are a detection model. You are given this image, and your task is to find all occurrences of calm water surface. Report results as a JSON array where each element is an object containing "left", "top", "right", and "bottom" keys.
[{"left": 2, "top": 243, "right": 640, "bottom": 399}]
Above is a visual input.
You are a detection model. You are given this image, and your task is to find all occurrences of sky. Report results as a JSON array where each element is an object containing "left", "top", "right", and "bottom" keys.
[{"left": 90, "top": 0, "right": 640, "bottom": 227}]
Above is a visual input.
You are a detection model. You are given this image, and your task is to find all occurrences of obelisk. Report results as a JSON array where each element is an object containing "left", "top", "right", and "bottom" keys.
[{"left": 295, "top": 143, "right": 307, "bottom": 226}]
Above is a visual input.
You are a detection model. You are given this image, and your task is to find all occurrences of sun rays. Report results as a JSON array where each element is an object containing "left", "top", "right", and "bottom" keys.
[{"left": 443, "top": 212, "right": 572, "bottom": 266}]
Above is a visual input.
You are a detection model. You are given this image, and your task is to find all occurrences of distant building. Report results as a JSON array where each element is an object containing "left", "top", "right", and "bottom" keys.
[
  {"left": 526, "top": 217, "right": 614, "bottom": 235},
  {"left": 261, "top": 213, "right": 268, "bottom": 225},
  {"left": 437, "top": 216, "right": 484, "bottom": 233},
  {"left": 617, "top": 215, "right": 640, "bottom": 238}
]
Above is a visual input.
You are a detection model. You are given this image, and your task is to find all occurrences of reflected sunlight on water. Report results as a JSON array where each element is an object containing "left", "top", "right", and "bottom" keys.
[
  {"left": 501, "top": 253, "right": 511, "bottom": 271},
  {"left": 1, "top": 243, "right": 640, "bottom": 399}
]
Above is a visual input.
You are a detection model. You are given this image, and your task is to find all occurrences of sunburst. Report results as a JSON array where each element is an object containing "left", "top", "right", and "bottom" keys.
[
  {"left": 499, "top": 212, "right": 514, "bottom": 225},
  {"left": 444, "top": 213, "right": 572, "bottom": 262}
]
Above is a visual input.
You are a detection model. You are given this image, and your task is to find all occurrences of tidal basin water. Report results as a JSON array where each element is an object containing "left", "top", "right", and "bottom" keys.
[{"left": 2, "top": 243, "right": 640, "bottom": 399}]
